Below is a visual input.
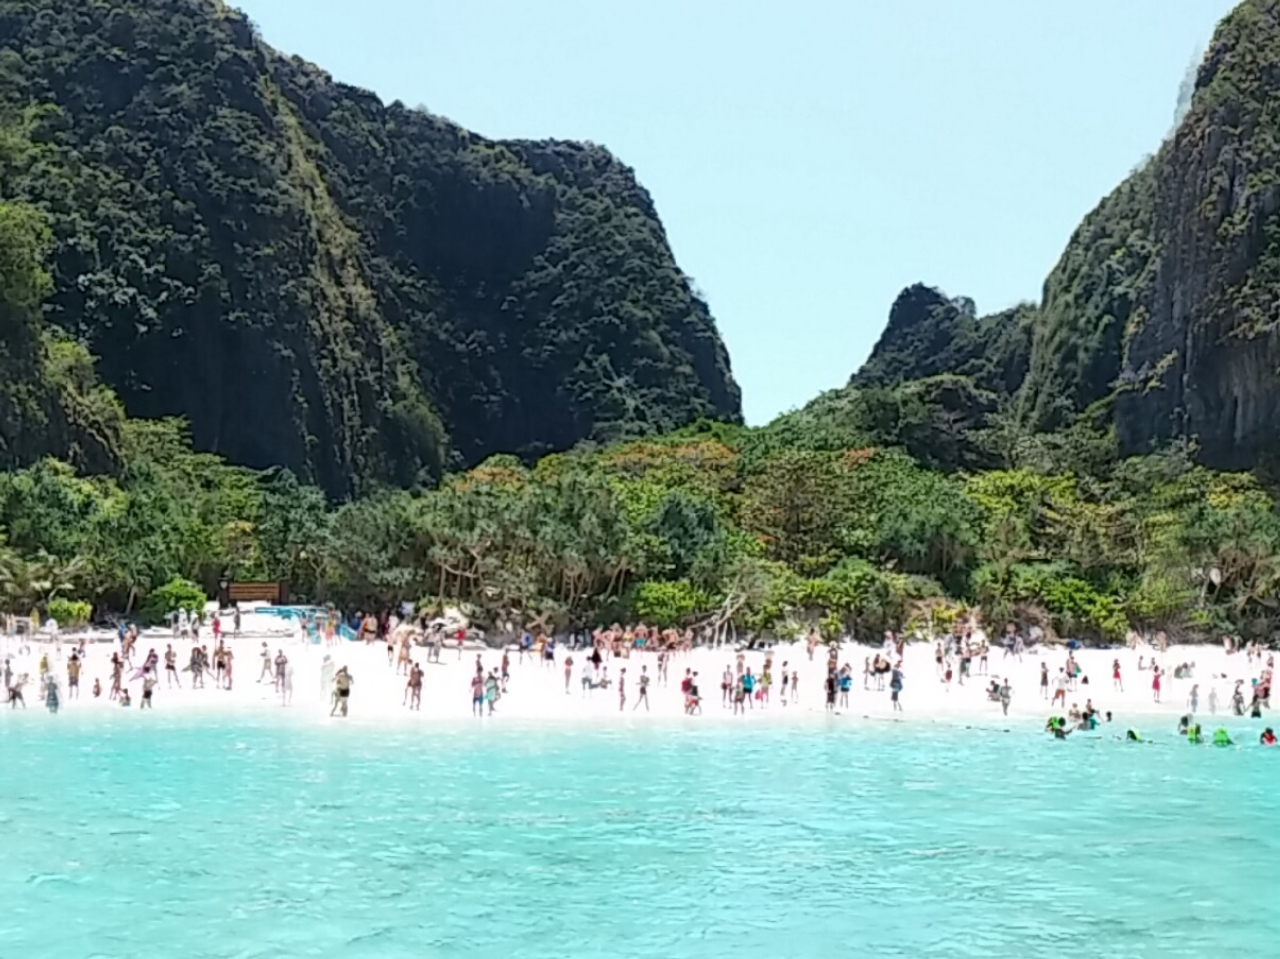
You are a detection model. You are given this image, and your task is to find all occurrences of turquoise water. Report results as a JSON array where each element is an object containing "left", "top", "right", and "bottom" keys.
[{"left": 0, "top": 716, "right": 1276, "bottom": 958}]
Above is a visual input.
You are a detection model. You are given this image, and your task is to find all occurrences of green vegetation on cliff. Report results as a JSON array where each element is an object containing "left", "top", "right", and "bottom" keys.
[
  {"left": 0, "top": 117, "right": 123, "bottom": 474},
  {"left": 0, "top": 0, "right": 740, "bottom": 495},
  {"left": 849, "top": 0, "right": 1280, "bottom": 468},
  {"left": 6, "top": 1, "right": 1280, "bottom": 645}
]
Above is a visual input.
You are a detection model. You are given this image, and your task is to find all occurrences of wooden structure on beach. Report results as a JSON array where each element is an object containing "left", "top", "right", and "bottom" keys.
[{"left": 225, "top": 581, "right": 288, "bottom": 606}]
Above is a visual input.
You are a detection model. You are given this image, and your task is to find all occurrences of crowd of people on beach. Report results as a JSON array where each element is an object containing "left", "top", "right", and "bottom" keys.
[
  {"left": 1037, "top": 633, "right": 1277, "bottom": 746},
  {"left": 4, "top": 603, "right": 1278, "bottom": 744}
]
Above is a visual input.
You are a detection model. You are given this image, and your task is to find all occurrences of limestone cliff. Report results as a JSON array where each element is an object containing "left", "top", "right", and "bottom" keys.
[{"left": 0, "top": 0, "right": 741, "bottom": 495}]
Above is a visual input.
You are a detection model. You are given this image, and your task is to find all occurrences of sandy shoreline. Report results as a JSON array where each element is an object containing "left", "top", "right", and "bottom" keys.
[{"left": 1, "top": 628, "right": 1271, "bottom": 735}]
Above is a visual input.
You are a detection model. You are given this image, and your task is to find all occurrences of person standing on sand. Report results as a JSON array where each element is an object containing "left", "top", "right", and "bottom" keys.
[
  {"left": 281, "top": 659, "right": 294, "bottom": 706},
  {"left": 1052, "top": 669, "right": 1068, "bottom": 708},
  {"left": 320, "top": 654, "right": 335, "bottom": 706},
  {"left": 999, "top": 680, "right": 1012, "bottom": 716},
  {"left": 824, "top": 669, "right": 837, "bottom": 712},
  {"left": 1, "top": 658, "right": 10, "bottom": 704},
  {"left": 1113, "top": 659, "right": 1123, "bottom": 692},
  {"left": 66, "top": 652, "right": 81, "bottom": 699},
  {"left": 1152, "top": 666, "right": 1162, "bottom": 704},
  {"left": 470, "top": 671, "right": 484, "bottom": 717},
  {"left": 258, "top": 643, "right": 272, "bottom": 683},
  {"left": 1188, "top": 683, "right": 1199, "bottom": 713},
  {"left": 618, "top": 668, "right": 627, "bottom": 711},
  {"left": 7, "top": 674, "right": 25, "bottom": 708},
  {"left": 485, "top": 670, "right": 499, "bottom": 715},
  {"left": 223, "top": 647, "right": 234, "bottom": 691},
  {"left": 274, "top": 650, "right": 288, "bottom": 693},
  {"left": 563, "top": 655, "right": 573, "bottom": 694},
  {"left": 406, "top": 662, "right": 423, "bottom": 710},
  {"left": 142, "top": 672, "right": 156, "bottom": 709},
  {"left": 789, "top": 668, "right": 799, "bottom": 704},
  {"left": 890, "top": 665, "right": 904, "bottom": 712},
  {"left": 732, "top": 674, "right": 746, "bottom": 715},
  {"left": 165, "top": 645, "right": 180, "bottom": 688},
  {"left": 189, "top": 647, "right": 204, "bottom": 689},
  {"left": 634, "top": 665, "right": 650, "bottom": 712},
  {"left": 330, "top": 666, "right": 353, "bottom": 717},
  {"left": 397, "top": 633, "right": 412, "bottom": 676},
  {"left": 685, "top": 672, "right": 702, "bottom": 714},
  {"left": 721, "top": 665, "right": 733, "bottom": 708},
  {"left": 742, "top": 668, "right": 755, "bottom": 709},
  {"left": 109, "top": 654, "right": 123, "bottom": 700}
]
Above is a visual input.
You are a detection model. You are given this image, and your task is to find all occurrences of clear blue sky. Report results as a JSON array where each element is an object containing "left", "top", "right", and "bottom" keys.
[{"left": 236, "top": 0, "right": 1238, "bottom": 425}]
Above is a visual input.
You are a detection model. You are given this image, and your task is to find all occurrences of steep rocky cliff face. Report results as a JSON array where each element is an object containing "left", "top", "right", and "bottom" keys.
[
  {"left": 1018, "top": 0, "right": 1280, "bottom": 461},
  {"left": 0, "top": 0, "right": 740, "bottom": 495},
  {"left": 853, "top": 0, "right": 1280, "bottom": 471},
  {"left": 1107, "top": 0, "right": 1280, "bottom": 466},
  {"left": 853, "top": 284, "right": 1034, "bottom": 398}
]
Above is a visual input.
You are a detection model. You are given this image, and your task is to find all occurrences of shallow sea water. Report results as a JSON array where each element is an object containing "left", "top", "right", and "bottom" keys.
[{"left": 0, "top": 713, "right": 1275, "bottom": 958}]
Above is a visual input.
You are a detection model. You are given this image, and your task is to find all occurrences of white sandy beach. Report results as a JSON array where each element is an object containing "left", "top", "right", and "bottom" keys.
[{"left": 1, "top": 618, "right": 1270, "bottom": 731}]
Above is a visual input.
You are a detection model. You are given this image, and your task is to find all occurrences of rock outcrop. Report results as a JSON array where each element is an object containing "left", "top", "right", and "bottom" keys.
[{"left": 0, "top": 0, "right": 741, "bottom": 495}]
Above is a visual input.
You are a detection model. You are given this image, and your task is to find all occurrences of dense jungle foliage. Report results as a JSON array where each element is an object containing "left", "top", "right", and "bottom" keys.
[
  {"left": 4, "top": 1, "right": 1280, "bottom": 642},
  {"left": 0, "top": 0, "right": 740, "bottom": 496}
]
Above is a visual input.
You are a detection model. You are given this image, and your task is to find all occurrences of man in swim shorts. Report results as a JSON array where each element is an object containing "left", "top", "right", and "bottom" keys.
[
  {"left": 67, "top": 652, "right": 81, "bottom": 699},
  {"left": 331, "top": 667, "right": 353, "bottom": 717}
]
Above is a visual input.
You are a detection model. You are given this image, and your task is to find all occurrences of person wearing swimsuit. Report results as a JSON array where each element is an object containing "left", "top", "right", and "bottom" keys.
[{"left": 331, "top": 667, "right": 353, "bottom": 717}]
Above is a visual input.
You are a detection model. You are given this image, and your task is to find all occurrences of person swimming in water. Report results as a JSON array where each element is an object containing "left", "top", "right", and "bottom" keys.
[
  {"left": 1260, "top": 727, "right": 1276, "bottom": 746},
  {"left": 1045, "top": 716, "right": 1072, "bottom": 739}
]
